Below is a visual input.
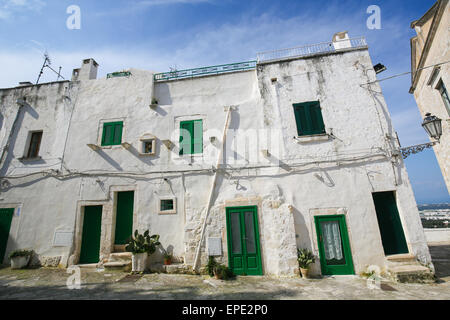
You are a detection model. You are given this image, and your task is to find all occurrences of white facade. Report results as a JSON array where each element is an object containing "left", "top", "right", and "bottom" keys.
[{"left": 0, "top": 35, "right": 433, "bottom": 276}]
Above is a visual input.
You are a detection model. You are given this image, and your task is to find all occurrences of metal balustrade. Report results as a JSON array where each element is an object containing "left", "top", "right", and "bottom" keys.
[
  {"left": 153, "top": 60, "right": 257, "bottom": 82},
  {"left": 152, "top": 37, "right": 367, "bottom": 82},
  {"left": 256, "top": 37, "right": 367, "bottom": 63}
]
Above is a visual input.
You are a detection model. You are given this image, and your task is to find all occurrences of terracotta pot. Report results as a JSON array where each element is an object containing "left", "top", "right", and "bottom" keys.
[
  {"left": 164, "top": 258, "right": 172, "bottom": 265},
  {"left": 11, "top": 256, "right": 30, "bottom": 269},
  {"left": 131, "top": 253, "right": 148, "bottom": 272},
  {"left": 300, "top": 267, "right": 309, "bottom": 278}
]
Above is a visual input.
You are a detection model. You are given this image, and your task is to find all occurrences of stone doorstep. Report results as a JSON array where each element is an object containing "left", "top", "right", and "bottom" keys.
[
  {"left": 104, "top": 261, "right": 132, "bottom": 272},
  {"left": 149, "top": 263, "right": 194, "bottom": 274},
  {"left": 389, "top": 265, "right": 431, "bottom": 274},
  {"left": 386, "top": 253, "right": 417, "bottom": 263},
  {"left": 76, "top": 264, "right": 99, "bottom": 269},
  {"left": 388, "top": 264, "right": 434, "bottom": 284},
  {"left": 108, "top": 252, "right": 132, "bottom": 262}
]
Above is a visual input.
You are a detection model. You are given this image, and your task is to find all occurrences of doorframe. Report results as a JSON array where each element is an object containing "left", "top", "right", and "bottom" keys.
[
  {"left": 225, "top": 205, "right": 263, "bottom": 276},
  {"left": 111, "top": 187, "right": 137, "bottom": 250},
  {"left": 73, "top": 201, "right": 108, "bottom": 265},
  {"left": 371, "top": 190, "right": 412, "bottom": 256},
  {"left": 0, "top": 204, "right": 22, "bottom": 265},
  {"left": 309, "top": 207, "right": 358, "bottom": 276},
  {"left": 314, "top": 214, "right": 355, "bottom": 275}
]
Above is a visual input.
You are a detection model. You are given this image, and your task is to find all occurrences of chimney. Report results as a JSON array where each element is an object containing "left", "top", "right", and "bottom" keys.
[
  {"left": 73, "top": 58, "right": 99, "bottom": 81},
  {"left": 332, "top": 31, "right": 352, "bottom": 50}
]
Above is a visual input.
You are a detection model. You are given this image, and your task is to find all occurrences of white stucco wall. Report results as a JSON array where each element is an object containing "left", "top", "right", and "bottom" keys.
[
  {"left": 412, "top": 1, "right": 450, "bottom": 193},
  {"left": 0, "top": 45, "right": 433, "bottom": 275}
]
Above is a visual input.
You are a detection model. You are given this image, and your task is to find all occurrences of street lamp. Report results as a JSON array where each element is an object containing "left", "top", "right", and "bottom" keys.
[
  {"left": 401, "top": 113, "right": 442, "bottom": 159},
  {"left": 422, "top": 113, "right": 442, "bottom": 141}
]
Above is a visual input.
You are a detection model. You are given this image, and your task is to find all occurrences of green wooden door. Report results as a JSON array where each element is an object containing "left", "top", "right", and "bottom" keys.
[
  {"left": 315, "top": 215, "right": 355, "bottom": 275},
  {"left": 115, "top": 191, "right": 134, "bottom": 245},
  {"left": 0, "top": 208, "right": 14, "bottom": 264},
  {"left": 226, "top": 206, "right": 262, "bottom": 276},
  {"left": 79, "top": 206, "right": 102, "bottom": 264},
  {"left": 372, "top": 192, "right": 409, "bottom": 255}
]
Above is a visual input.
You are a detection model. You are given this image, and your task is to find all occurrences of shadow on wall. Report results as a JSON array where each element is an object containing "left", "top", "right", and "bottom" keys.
[
  {"left": 154, "top": 83, "right": 173, "bottom": 106},
  {"left": 96, "top": 149, "right": 123, "bottom": 171},
  {"left": 0, "top": 101, "right": 40, "bottom": 177}
]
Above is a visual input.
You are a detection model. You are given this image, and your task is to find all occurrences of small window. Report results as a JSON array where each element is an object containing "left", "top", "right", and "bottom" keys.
[
  {"left": 436, "top": 80, "right": 450, "bottom": 116},
  {"left": 101, "top": 121, "right": 123, "bottom": 146},
  {"left": 179, "top": 120, "right": 203, "bottom": 155},
  {"left": 158, "top": 198, "right": 176, "bottom": 215},
  {"left": 26, "top": 131, "right": 43, "bottom": 158},
  {"left": 293, "top": 101, "right": 326, "bottom": 136},
  {"left": 144, "top": 141, "right": 153, "bottom": 154}
]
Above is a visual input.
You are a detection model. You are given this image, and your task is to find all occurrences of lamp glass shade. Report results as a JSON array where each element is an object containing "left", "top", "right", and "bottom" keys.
[{"left": 422, "top": 114, "right": 442, "bottom": 140}]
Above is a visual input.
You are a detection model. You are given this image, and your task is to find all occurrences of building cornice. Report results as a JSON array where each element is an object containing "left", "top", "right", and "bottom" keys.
[{"left": 410, "top": 0, "right": 448, "bottom": 94}]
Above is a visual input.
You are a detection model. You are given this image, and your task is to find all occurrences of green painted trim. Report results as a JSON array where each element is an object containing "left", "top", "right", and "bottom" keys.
[
  {"left": 226, "top": 206, "right": 263, "bottom": 276},
  {"left": 179, "top": 120, "right": 203, "bottom": 155},
  {"left": 293, "top": 101, "right": 326, "bottom": 136},
  {"left": 154, "top": 60, "right": 257, "bottom": 82},
  {"left": 107, "top": 71, "right": 132, "bottom": 79},
  {"left": 101, "top": 121, "right": 123, "bottom": 146},
  {"left": 314, "top": 215, "right": 355, "bottom": 275},
  {"left": 79, "top": 206, "right": 102, "bottom": 264},
  {"left": 0, "top": 208, "right": 14, "bottom": 264}
]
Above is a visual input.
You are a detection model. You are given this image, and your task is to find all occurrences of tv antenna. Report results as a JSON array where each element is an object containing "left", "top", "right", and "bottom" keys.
[{"left": 36, "top": 51, "right": 65, "bottom": 84}]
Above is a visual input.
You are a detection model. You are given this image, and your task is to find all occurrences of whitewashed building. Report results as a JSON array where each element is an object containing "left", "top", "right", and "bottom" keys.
[{"left": 0, "top": 32, "right": 434, "bottom": 280}]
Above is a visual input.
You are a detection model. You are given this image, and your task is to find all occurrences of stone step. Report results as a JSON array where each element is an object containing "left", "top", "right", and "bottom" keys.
[
  {"left": 149, "top": 263, "right": 194, "bottom": 275},
  {"left": 108, "top": 252, "right": 132, "bottom": 262},
  {"left": 386, "top": 254, "right": 417, "bottom": 263},
  {"left": 388, "top": 264, "right": 434, "bottom": 283},
  {"left": 104, "top": 261, "right": 131, "bottom": 272},
  {"left": 76, "top": 263, "right": 98, "bottom": 269},
  {"left": 114, "top": 245, "right": 127, "bottom": 252}
]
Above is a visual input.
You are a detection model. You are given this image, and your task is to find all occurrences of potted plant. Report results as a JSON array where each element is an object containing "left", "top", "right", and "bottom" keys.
[
  {"left": 9, "top": 250, "right": 33, "bottom": 269},
  {"left": 297, "top": 248, "right": 315, "bottom": 279},
  {"left": 163, "top": 252, "right": 173, "bottom": 265},
  {"left": 125, "top": 230, "right": 160, "bottom": 273},
  {"left": 213, "top": 264, "right": 234, "bottom": 280}
]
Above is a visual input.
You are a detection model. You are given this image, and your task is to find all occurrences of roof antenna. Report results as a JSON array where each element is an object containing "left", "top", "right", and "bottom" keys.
[{"left": 36, "top": 51, "right": 65, "bottom": 84}]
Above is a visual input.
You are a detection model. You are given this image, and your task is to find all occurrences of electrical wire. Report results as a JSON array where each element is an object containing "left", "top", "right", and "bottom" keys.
[{"left": 363, "top": 60, "right": 450, "bottom": 85}]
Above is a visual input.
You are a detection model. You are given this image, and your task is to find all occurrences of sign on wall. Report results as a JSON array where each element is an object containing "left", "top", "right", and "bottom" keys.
[{"left": 207, "top": 237, "right": 222, "bottom": 256}]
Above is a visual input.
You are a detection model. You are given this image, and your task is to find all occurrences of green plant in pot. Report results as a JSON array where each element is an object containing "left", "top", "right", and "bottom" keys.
[
  {"left": 297, "top": 248, "right": 315, "bottom": 279},
  {"left": 125, "top": 230, "right": 160, "bottom": 273},
  {"left": 9, "top": 249, "right": 33, "bottom": 270},
  {"left": 163, "top": 252, "right": 173, "bottom": 265},
  {"left": 207, "top": 257, "right": 235, "bottom": 280}
]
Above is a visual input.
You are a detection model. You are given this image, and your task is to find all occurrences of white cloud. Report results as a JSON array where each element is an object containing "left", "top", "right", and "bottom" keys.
[{"left": 0, "top": 0, "right": 45, "bottom": 20}]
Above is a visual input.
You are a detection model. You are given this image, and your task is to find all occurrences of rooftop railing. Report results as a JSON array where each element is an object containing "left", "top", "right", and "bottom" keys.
[
  {"left": 154, "top": 60, "right": 257, "bottom": 82},
  {"left": 256, "top": 37, "right": 367, "bottom": 63}
]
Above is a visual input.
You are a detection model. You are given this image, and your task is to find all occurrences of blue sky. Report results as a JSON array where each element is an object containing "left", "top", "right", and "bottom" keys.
[{"left": 0, "top": 0, "right": 448, "bottom": 204}]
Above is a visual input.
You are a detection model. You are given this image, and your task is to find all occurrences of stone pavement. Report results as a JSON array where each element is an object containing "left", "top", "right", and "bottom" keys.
[
  {"left": 0, "top": 244, "right": 449, "bottom": 300},
  {"left": 0, "top": 266, "right": 449, "bottom": 300}
]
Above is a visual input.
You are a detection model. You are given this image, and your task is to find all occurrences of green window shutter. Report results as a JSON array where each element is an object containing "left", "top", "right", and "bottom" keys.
[
  {"left": 180, "top": 120, "right": 203, "bottom": 155},
  {"left": 310, "top": 102, "right": 325, "bottom": 134},
  {"left": 193, "top": 120, "right": 203, "bottom": 154},
  {"left": 102, "top": 122, "right": 123, "bottom": 146},
  {"left": 293, "top": 101, "right": 325, "bottom": 136},
  {"left": 113, "top": 123, "right": 123, "bottom": 145},
  {"left": 180, "top": 121, "right": 193, "bottom": 155}
]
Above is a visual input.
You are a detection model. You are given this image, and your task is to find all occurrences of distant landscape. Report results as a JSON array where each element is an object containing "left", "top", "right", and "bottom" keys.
[{"left": 418, "top": 203, "right": 450, "bottom": 229}]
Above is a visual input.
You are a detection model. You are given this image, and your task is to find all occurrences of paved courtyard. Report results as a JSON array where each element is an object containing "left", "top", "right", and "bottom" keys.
[{"left": 0, "top": 244, "right": 449, "bottom": 300}]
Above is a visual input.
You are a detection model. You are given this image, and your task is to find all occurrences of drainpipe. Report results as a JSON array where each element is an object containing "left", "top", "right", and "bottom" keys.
[
  {"left": 0, "top": 99, "right": 26, "bottom": 174},
  {"left": 193, "top": 105, "right": 234, "bottom": 272}
]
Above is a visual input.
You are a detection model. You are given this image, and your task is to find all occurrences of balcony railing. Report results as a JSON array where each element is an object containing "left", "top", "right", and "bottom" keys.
[
  {"left": 154, "top": 60, "right": 257, "bottom": 82},
  {"left": 256, "top": 37, "right": 367, "bottom": 63}
]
